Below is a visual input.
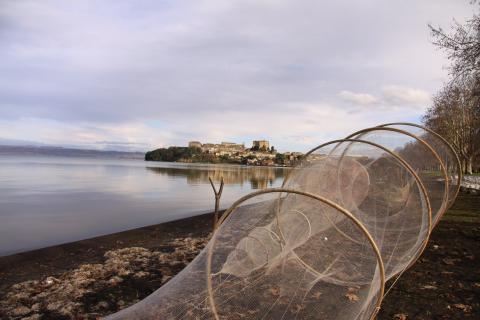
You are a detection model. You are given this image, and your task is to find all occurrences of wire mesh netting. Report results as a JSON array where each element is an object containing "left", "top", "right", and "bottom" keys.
[{"left": 106, "top": 123, "right": 461, "bottom": 320}]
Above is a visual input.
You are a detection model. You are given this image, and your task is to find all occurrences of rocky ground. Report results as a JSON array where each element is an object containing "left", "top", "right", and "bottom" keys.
[
  {"left": 0, "top": 237, "right": 208, "bottom": 320},
  {"left": 0, "top": 193, "right": 478, "bottom": 320}
]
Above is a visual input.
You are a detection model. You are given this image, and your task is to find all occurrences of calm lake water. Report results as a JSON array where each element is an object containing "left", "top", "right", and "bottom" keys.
[{"left": 0, "top": 155, "right": 289, "bottom": 256}]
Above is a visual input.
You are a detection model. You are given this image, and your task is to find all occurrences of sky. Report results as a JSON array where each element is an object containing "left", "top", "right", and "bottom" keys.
[{"left": 0, "top": 0, "right": 475, "bottom": 152}]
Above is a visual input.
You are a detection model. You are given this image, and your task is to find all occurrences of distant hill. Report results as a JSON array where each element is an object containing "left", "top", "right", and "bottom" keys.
[
  {"left": 0, "top": 145, "right": 144, "bottom": 159},
  {"left": 145, "top": 146, "right": 202, "bottom": 162}
]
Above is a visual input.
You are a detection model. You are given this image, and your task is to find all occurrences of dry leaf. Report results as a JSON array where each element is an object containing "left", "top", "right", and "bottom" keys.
[
  {"left": 453, "top": 303, "right": 472, "bottom": 312},
  {"left": 421, "top": 285, "right": 437, "bottom": 290},
  {"left": 269, "top": 287, "right": 280, "bottom": 296},
  {"left": 393, "top": 313, "right": 408, "bottom": 320},
  {"left": 345, "top": 292, "right": 359, "bottom": 302}
]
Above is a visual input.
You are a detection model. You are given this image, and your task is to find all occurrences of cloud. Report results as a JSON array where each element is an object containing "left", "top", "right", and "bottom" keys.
[
  {"left": 0, "top": 118, "right": 174, "bottom": 152},
  {"left": 382, "top": 85, "right": 431, "bottom": 107},
  {"left": 0, "top": 0, "right": 473, "bottom": 151},
  {"left": 338, "top": 85, "right": 431, "bottom": 112},
  {"left": 338, "top": 91, "right": 378, "bottom": 106}
]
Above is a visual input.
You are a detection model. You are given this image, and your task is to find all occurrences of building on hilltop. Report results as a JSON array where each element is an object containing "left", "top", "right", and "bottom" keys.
[
  {"left": 201, "top": 143, "right": 216, "bottom": 154},
  {"left": 220, "top": 142, "right": 245, "bottom": 152},
  {"left": 188, "top": 141, "right": 202, "bottom": 149},
  {"left": 252, "top": 140, "right": 269, "bottom": 150},
  {"left": 187, "top": 141, "right": 245, "bottom": 156}
]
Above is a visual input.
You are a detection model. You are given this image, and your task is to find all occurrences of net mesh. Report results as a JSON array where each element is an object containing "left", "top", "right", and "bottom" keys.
[{"left": 106, "top": 123, "right": 460, "bottom": 320}]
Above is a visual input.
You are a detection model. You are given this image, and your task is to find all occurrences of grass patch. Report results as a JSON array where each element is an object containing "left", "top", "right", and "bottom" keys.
[
  {"left": 465, "top": 172, "right": 480, "bottom": 176},
  {"left": 443, "top": 192, "right": 480, "bottom": 223},
  {"left": 421, "top": 170, "right": 444, "bottom": 177},
  {"left": 443, "top": 209, "right": 480, "bottom": 223}
]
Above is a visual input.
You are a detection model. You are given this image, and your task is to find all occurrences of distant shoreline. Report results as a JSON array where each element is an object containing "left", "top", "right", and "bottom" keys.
[
  {"left": 0, "top": 148, "right": 293, "bottom": 167},
  {"left": 0, "top": 145, "right": 144, "bottom": 159}
]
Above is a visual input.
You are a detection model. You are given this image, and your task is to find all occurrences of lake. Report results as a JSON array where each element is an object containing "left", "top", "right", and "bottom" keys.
[{"left": 0, "top": 155, "right": 289, "bottom": 256}]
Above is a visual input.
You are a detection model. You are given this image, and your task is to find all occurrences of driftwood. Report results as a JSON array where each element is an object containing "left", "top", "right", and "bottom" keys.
[{"left": 209, "top": 176, "right": 224, "bottom": 230}]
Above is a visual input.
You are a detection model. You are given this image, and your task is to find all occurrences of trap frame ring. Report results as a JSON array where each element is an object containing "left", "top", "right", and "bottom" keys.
[
  {"left": 334, "top": 137, "right": 434, "bottom": 261},
  {"left": 345, "top": 126, "right": 449, "bottom": 227},
  {"left": 284, "top": 209, "right": 313, "bottom": 240},
  {"left": 377, "top": 122, "right": 462, "bottom": 212},
  {"left": 206, "top": 188, "right": 386, "bottom": 320},
  {"left": 280, "top": 138, "right": 432, "bottom": 264},
  {"left": 243, "top": 234, "right": 271, "bottom": 264}
]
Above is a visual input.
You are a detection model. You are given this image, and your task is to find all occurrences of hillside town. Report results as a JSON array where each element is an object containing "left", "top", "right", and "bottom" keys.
[
  {"left": 145, "top": 140, "right": 303, "bottom": 166},
  {"left": 187, "top": 140, "right": 303, "bottom": 166}
]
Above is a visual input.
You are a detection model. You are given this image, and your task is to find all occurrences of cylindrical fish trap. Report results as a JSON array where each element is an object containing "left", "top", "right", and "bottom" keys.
[{"left": 106, "top": 122, "right": 461, "bottom": 320}]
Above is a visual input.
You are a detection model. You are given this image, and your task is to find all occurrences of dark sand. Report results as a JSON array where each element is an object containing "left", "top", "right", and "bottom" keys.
[{"left": 0, "top": 192, "right": 479, "bottom": 319}]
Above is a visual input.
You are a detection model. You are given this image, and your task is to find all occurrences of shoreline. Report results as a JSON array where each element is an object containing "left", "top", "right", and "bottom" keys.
[
  {"left": 0, "top": 210, "right": 220, "bottom": 293},
  {"left": 0, "top": 207, "right": 219, "bottom": 258}
]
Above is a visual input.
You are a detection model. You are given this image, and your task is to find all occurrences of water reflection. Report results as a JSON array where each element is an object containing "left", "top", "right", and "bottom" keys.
[
  {"left": 0, "top": 157, "right": 290, "bottom": 255},
  {"left": 146, "top": 165, "right": 288, "bottom": 190}
]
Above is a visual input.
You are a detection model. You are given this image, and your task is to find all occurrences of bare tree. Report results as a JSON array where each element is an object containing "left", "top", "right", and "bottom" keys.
[
  {"left": 208, "top": 176, "right": 224, "bottom": 230},
  {"left": 429, "top": 11, "right": 480, "bottom": 87},
  {"left": 424, "top": 4, "right": 480, "bottom": 174},
  {"left": 423, "top": 81, "right": 480, "bottom": 174}
]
